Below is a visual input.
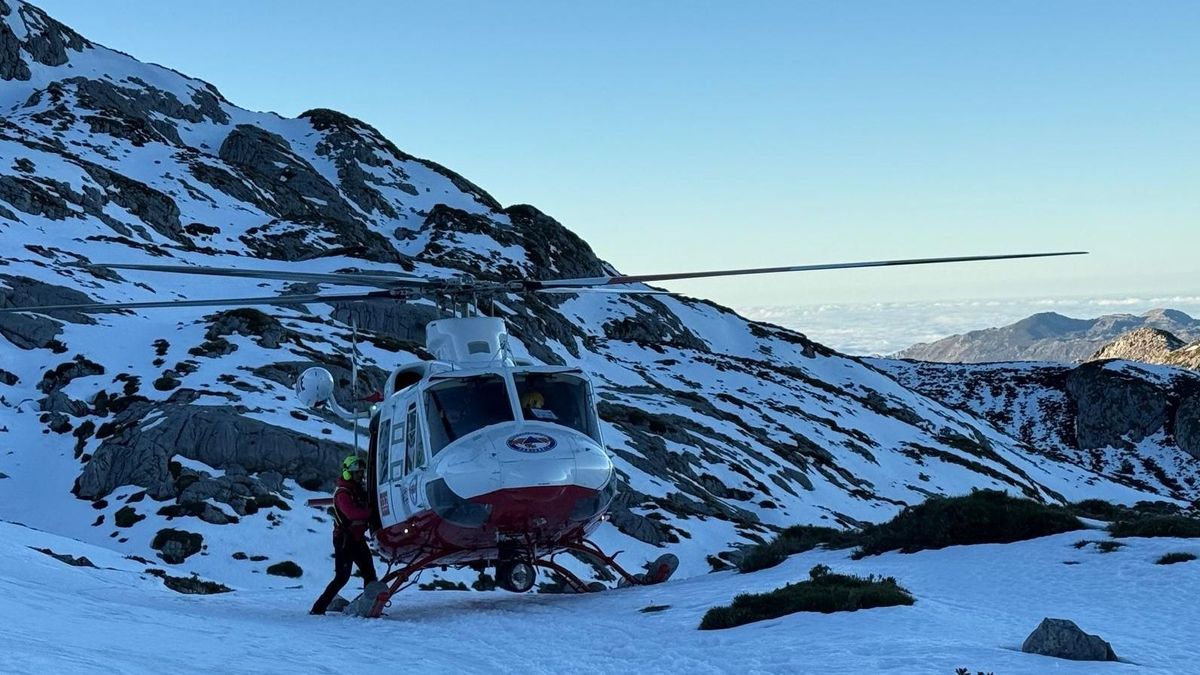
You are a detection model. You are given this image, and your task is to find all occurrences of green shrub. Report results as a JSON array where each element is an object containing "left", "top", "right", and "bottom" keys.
[
  {"left": 738, "top": 525, "right": 859, "bottom": 573},
  {"left": 1069, "top": 499, "right": 1129, "bottom": 521},
  {"left": 113, "top": 506, "right": 145, "bottom": 528},
  {"left": 266, "top": 561, "right": 303, "bottom": 577},
  {"left": 146, "top": 568, "right": 231, "bottom": 594},
  {"left": 699, "top": 565, "right": 914, "bottom": 630},
  {"left": 1109, "top": 515, "right": 1200, "bottom": 539},
  {"left": 853, "top": 490, "right": 1083, "bottom": 559},
  {"left": 1155, "top": 552, "right": 1197, "bottom": 565}
]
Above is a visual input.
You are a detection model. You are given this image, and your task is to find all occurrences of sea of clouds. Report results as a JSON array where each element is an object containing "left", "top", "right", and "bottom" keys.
[{"left": 739, "top": 294, "right": 1200, "bottom": 356}]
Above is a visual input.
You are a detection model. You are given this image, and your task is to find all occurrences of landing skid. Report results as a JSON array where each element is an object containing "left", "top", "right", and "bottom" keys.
[
  {"left": 550, "top": 540, "right": 678, "bottom": 592},
  {"left": 367, "top": 541, "right": 678, "bottom": 617}
]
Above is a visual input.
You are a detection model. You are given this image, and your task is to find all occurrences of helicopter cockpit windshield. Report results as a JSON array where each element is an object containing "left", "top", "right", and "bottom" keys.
[
  {"left": 514, "top": 372, "right": 601, "bottom": 443},
  {"left": 425, "top": 375, "right": 515, "bottom": 454}
]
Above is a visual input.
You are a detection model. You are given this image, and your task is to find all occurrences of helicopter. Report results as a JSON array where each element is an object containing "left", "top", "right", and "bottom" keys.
[{"left": 0, "top": 251, "right": 1086, "bottom": 616}]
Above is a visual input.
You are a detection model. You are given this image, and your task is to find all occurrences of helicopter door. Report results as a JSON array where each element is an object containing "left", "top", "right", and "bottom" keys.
[
  {"left": 402, "top": 402, "right": 429, "bottom": 513},
  {"left": 375, "top": 414, "right": 394, "bottom": 525}
]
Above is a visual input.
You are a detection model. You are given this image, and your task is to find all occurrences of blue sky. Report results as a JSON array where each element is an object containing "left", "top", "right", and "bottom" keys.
[{"left": 34, "top": 1, "right": 1200, "bottom": 307}]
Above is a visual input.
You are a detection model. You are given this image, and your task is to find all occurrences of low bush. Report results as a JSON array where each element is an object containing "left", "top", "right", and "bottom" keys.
[
  {"left": 1155, "top": 552, "right": 1197, "bottom": 565},
  {"left": 266, "top": 561, "right": 303, "bottom": 578},
  {"left": 700, "top": 564, "right": 914, "bottom": 630},
  {"left": 146, "top": 569, "right": 231, "bottom": 594},
  {"left": 1069, "top": 499, "right": 1129, "bottom": 521},
  {"left": 853, "top": 490, "right": 1083, "bottom": 559},
  {"left": 1109, "top": 515, "right": 1200, "bottom": 539},
  {"left": 738, "top": 525, "right": 859, "bottom": 573}
]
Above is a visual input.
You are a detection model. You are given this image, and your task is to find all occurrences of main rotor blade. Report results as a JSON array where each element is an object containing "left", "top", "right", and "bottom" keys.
[
  {"left": 0, "top": 290, "right": 407, "bottom": 315},
  {"left": 76, "top": 263, "right": 432, "bottom": 289},
  {"left": 533, "top": 251, "right": 1088, "bottom": 288},
  {"left": 534, "top": 287, "right": 673, "bottom": 295}
]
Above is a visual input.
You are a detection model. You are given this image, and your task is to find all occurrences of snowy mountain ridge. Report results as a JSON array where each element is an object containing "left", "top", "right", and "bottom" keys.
[{"left": 0, "top": 0, "right": 1171, "bottom": 592}]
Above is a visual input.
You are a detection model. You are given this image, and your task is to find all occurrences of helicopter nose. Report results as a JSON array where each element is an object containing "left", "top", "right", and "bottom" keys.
[{"left": 497, "top": 432, "right": 612, "bottom": 492}]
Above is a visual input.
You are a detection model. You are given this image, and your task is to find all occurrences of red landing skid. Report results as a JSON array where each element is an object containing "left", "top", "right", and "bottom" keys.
[{"left": 367, "top": 539, "right": 679, "bottom": 619}]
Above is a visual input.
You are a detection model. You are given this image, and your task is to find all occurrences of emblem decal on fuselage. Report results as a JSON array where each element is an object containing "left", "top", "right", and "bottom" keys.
[{"left": 507, "top": 433, "right": 557, "bottom": 453}]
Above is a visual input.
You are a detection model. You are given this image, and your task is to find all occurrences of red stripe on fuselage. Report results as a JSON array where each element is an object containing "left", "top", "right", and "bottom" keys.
[{"left": 374, "top": 484, "right": 604, "bottom": 564}]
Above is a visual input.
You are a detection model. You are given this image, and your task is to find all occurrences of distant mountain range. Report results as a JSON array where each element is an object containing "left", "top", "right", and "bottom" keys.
[{"left": 894, "top": 309, "right": 1200, "bottom": 364}]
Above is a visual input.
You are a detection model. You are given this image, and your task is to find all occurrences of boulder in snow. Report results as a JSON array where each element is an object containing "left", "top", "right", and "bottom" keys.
[{"left": 1021, "top": 617, "right": 1118, "bottom": 662}]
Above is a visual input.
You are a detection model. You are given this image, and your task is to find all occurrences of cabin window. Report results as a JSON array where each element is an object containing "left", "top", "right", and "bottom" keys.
[
  {"left": 424, "top": 375, "right": 515, "bottom": 454},
  {"left": 405, "top": 404, "right": 426, "bottom": 474},
  {"left": 514, "top": 373, "right": 600, "bottom": 442},
  {"left": 377, "top": 418, "right": 392, "bottom": 482}
]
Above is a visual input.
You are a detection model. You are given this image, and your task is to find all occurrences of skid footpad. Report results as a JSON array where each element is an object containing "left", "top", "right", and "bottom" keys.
[{"left": 345, "top": 581, "right": 391, "bottom": 618}]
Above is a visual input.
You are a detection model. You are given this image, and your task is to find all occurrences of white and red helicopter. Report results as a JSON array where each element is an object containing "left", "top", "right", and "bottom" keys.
[{"left": 2, "top": 251, "right": 1084, "bottom": 616}]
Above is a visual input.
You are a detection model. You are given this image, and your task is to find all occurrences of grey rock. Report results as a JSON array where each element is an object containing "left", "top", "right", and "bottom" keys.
[
  {"left": 0, "top": 2, "right": 30, "bottom": 81},
  {"left": 0, "top": 274, "right": 96, "bottom": 350},
  {"left": 1175, "top": 395, "right": 1200, "bottom": 461},
  {"left": 204, "top": 308, "right": 291, "bottom": 349},
  {"left": 1021, "top": 618, "right": 1118, "bottom": 662},
  {"left": 218, "top": 125, "right": 401, "bottom": 266},
  {"left": 1088, "top": 327, "right": 1185, "bottom": 363},
  {"left": 76, "top": 402, "right": 352, "bottom": 500},
  {"left": 1066, "top": 363, "right": 1168, "bottom": 449},
  {"left": 12, "top": 2, "right": 89, "bottom": 68},
  {"left": 40, "top": 390, "right": 88, "bottom": 416},
  {"left": 151, "top": 528, "right": 203, "bottom": 565}
]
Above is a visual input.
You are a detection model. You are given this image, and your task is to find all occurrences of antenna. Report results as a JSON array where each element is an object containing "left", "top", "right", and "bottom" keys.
[{"left": 351, "top": 314, "right": 361, "bottom": 455}]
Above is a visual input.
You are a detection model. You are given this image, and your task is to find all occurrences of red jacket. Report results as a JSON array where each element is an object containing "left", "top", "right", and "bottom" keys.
[{"left": 332, "top": 478, "right": 372, "bottom": 540}]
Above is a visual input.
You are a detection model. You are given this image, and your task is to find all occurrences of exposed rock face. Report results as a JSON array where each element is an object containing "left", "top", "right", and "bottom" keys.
[
  {"left": 0, "top": 0, "right": 90, "bottom": 81},
  {"left": 0, "top": 275, "right": 96, "bottom": 349},
  {"left": 151, "top": 528, "right": 203, "bottom": 564},
  {"left": 896, "top": 309, "right": 1200, "bottom": 364},
  {"left": 1021, "top": 618, "right": 1118, "bottom": 662},
  {"left": 1066, "top": 363, "right": 1170, "bottom": 450},
  {"left": 76, "top": 403, "right": 351, "bottom": 500},
  {"left": 1175, "top": 395, "right": 1200, "bottom": 461},
  {"left": 1088, "top": 327, "right": 1185, "bottom": 363}
]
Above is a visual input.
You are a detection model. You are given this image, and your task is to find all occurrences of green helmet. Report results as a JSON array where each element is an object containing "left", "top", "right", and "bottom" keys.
[{"left": 341, "top": 454, "right": 365, "bottom": 481}]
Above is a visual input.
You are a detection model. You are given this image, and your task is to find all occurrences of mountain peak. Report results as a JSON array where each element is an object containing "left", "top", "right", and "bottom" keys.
[
  {"left": 1087, "top": 326, "right": 1185, "bottom": 364},
  {"left": 1142, "top": 307, "right": 1195, "bottom": 325},
  {"left": 0, "top": 0, "right": 91, "bottom": 81}
]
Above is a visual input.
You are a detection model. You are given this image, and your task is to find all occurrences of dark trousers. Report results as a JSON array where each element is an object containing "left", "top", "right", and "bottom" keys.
[{"left": 310, "top": 532, "right": 378, "bottom": 614}]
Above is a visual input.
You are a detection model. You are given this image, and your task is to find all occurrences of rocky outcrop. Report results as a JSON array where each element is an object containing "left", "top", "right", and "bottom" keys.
[
  {"left": 1021, "top": 618, "right": 1118, "bottom": 662},
  {"left": 1175, "top": 395, "right": 1200, "bottom": 461},
  {"left": 1066, "top": 363, "right": 1170, "bottom": 449},
  {"left": 896, "top": 309, "right": 1200, "bottom": 364},
  {"left": 76, "top": 403, "right": 352, "bottom": 500},
  {"left": 1088, "top": 327, "right": 1185, "bottom": 363},
  {"left": 0, "top": 275, "right": 96, "bottom": 349},
  {"left": 0, "top": 0, "right": 90, "bottom": 81}
]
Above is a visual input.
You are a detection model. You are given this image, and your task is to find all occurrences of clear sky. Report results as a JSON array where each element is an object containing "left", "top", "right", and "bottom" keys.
[{"left": 32, "top": 0, "right": 1200, "bottom": 307}]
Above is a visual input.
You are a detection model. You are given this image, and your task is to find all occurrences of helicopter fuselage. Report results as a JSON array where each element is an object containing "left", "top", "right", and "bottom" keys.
[{"left": 364, "top": 359, "right": 617, "bottom": 568}]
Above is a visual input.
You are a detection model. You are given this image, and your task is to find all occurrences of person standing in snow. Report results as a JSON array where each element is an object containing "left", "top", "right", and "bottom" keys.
[{"left": 310, "top": 455, "right": 378, "bottom": 615}]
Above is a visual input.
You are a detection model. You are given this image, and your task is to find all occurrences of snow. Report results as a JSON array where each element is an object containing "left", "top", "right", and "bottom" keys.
[{"left": 2, "top": 519, "right": 1196, "bottom": 674}]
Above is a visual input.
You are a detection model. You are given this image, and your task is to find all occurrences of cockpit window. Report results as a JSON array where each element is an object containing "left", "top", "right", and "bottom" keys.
[
  {"left": 424, "top": 375, "right": 515, "bottom": 455},
  {"left": 514, "top": 372, "right": 600, "bottom": 442}
]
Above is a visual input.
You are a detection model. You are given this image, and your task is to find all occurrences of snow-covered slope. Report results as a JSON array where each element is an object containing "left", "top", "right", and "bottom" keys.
[
  {"left": 4, "top": 518, "right": 1198, "bottom": 674},
  {"left": 0, "top": 0, "right": 1164, "bottom": 592},
  {"left": 875, "top": 358, "right": 1200, "bottom": 502}
]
